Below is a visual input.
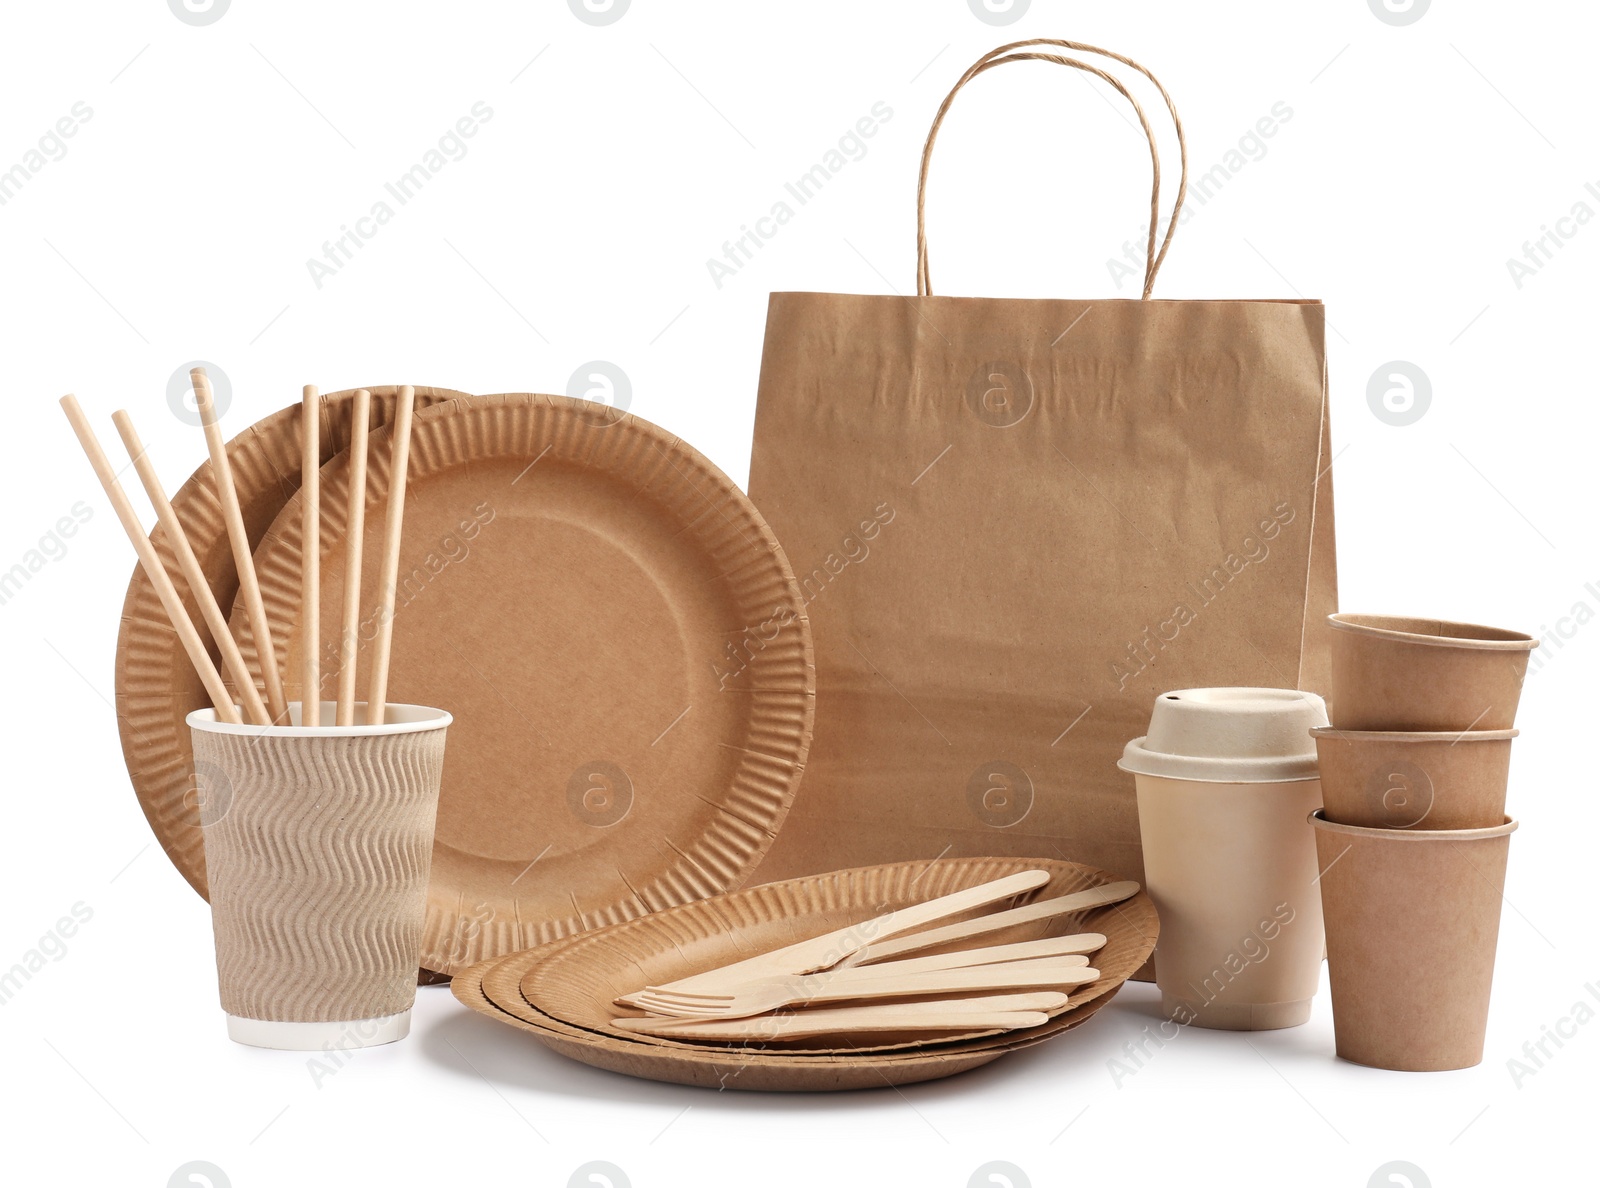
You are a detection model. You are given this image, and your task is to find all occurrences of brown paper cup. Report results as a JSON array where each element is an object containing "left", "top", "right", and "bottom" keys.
[
  {"left": 1311, "top": 728, "right": 1516, "bottom": 830},
  {"left": 188, "top": 702, "right": 449, "bottom": 1050},
  {"left": 1328, "top": 613, "right": 1537, "bottom": 731},
  {"left": 1311, "top": 810, "right": 1516, "bottom": 1071}
]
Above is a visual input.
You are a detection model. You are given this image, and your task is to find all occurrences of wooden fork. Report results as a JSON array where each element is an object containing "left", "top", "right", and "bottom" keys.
[{"left": 628, "top": 957, "right": 1101, "bottom": 1020}]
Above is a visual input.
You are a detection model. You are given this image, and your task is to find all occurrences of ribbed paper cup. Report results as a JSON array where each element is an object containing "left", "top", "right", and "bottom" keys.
[
  {"left": 1327, "top": 614, "right": 1537, "bottom": 731},
  {"left": 1312, "top": 810, "right": 1516, "bottom": 1071},
  {"left": 1311, "top": 727, "right": 1516, "bottom": 830},
  {"left": 188, "top": 702, "right": 450, "bottom": 1050}
]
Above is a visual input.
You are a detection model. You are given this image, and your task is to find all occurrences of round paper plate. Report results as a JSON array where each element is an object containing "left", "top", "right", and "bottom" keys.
[
  {"left": 114, "top": 386, "right": 467, "bottom": 900},
  {"left": 459, "top": 953, "right": 1117, "bottom": 1091},
  {"left": 450, "top": 858, "right": 1154, "bottom": 1089},
  {"left": 481, "top": 949, "right": 1043, "bottom": 1056},
  {"left": 242, "top": 394, "right": 816, "bottom": 974},
  {"left": 452, "top": 954, "right": 1049, "bottom": 1091},
  {"left": 516, "top": 857, "right": 1156, "bottom": 1052}
]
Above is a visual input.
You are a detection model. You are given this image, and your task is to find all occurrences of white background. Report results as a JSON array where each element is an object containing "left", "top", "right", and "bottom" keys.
[{"left": 2, "top": 1, "right": 1595, "bottom": 1185}]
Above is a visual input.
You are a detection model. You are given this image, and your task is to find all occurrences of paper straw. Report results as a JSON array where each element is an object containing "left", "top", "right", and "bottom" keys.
[
  {"left": 365, "top": 386, "right": 415, "bottom": 725},
  {"left": 194, "top": 368, "right": 288, "bottom": 722},
  {"left": 60, "top": 395, "right": 240, "bottom": 724},
  {"left": 111, "top": 410, "right": 271, "bottom": 726},
  {"left": 335, "top": 389, "right": 371, "bottom": 726},
  {"left": 300, "top": 385, "right": 320, "bottom": 727}
]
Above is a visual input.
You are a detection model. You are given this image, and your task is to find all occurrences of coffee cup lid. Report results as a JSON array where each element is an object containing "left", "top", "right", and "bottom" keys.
[{"left": 1118, "top": 687, "right": 1328, "bottom": 784}]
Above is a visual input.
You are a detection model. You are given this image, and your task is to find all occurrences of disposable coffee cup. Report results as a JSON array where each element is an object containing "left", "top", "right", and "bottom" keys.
[
  {"left": 1311, "top": 810, "right": 1516, "bottom": 1071},
  {"left": 1311, "top": 727, "right": 1516, "bottom": 830},
  {"left": 1328, "top": 613, "right": 1537, "bottom": 732},
  {"left": 1120, "top": 688, "right": 1329, "bottom": 1031},
  {"left": 188, "top": 701, "right": 450, "bottom": 1050}
]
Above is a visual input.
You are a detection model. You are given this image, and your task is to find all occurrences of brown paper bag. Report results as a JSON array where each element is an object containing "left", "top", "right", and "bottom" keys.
[{"left": 746, "top": 40, "right": 1336, "bottom": 893}]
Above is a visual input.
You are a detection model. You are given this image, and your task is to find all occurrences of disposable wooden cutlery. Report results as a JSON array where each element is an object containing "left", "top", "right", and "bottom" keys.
[
  {"left": 612, "top": 992, "right": 1072, "bottom": 1041},
  {"left": 628, "top": 938, "right": 1102, "bottom": 1016},
  {"left": 616, "top": 869, "right": 1052, "bottom": 1006},
  {"left": 629, "top": 956, "right": 1101, "bottom": 1020},
  {"left": 843, "top": 880, "right": 1140, "bottom": 967}
]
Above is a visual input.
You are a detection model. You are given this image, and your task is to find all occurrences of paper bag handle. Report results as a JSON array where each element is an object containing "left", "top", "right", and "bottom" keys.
[{"left": 916, "top": 39, "right": 1189, "bottom": 300}]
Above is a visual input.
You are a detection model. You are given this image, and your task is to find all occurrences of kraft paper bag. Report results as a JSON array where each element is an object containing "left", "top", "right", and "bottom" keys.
[{"left": 746, "top": 40, "right": 1337, "bottom": 895}]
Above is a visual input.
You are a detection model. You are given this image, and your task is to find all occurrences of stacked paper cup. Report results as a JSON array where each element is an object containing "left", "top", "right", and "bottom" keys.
[{"left": 1309, "top": 614, "right": 1538, "bottom": 1071}]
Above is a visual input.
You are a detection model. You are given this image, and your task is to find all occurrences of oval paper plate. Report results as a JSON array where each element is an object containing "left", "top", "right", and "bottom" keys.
[
  {"left": 242, "top": 394, "right": 815, "bottom": 973},
  {"left": 114, "top": 386, "right": 467, "bottom": 901}
]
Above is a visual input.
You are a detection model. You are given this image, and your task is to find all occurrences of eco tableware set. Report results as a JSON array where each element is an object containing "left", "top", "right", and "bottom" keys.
[
  {"left": 60, "top": 37, "right": 1538, "bottom": 1087},
  {"left": 1310, "top": 614, "right": 1537, "bottom": 1071}
]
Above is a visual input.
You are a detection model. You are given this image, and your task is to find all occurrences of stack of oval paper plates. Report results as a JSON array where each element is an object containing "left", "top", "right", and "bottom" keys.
[{"left": 452, "top": 857, "right": 1159, "bottom": 1091}]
